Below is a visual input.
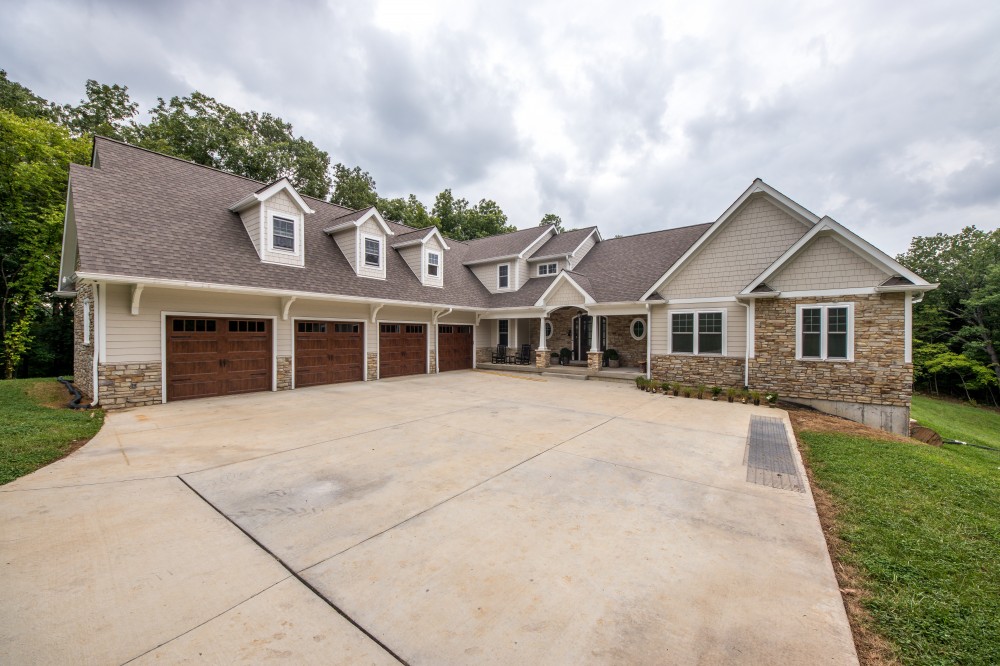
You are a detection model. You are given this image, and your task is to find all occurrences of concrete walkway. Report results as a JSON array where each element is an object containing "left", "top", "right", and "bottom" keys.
[{"left": 0, "top": 371, "right": 858, "bottom": 664}]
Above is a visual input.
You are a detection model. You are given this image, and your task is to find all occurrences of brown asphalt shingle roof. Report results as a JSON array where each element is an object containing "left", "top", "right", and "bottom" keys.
[
  {"left": 71, "top": 138, "right": 712, "bottom": 309},
  {"left": 461, "top": 225, "right": 554, "bottom": 264}
]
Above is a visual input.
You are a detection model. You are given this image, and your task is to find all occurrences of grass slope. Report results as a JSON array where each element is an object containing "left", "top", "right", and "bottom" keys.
[
  {"left": 0, "top": 378, "right": 104, "bottom": 485},
  {"left": 799, "top": 398, "right": 1000, "bottom": 665},
  {"left": 911, "top": 394, "right": 1000, "bottom": 450}
]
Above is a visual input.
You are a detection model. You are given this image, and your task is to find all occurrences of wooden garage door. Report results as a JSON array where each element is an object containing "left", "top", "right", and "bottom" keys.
[
  {"left": 379, "top": 323, "right": 426, "bottom": 378},
  {"left": 295, "top": 321, "right": 364, "bottom": 388},
  {"left": 166, "top": 317, "right": 271, "bottom": 401},
  {"left": 437, "top": 325, "right": 474, "bottom": 372}
]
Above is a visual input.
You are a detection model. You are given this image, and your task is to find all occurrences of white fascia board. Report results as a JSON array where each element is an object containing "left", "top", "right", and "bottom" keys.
[
  {"left": 569, "top": 228, "right": 601, "bottom": 257},
  {"left": 533, "top": 271, "right": 596, "bottom": 307},
  {"left": 876, "top": 282, "right": 939, "bottom": 293},
  {"left": 356, "top": 208, "right": 395, "bottom": 236},
  {"left": 229, "top": 178, "right": 316, "bottom": 215},
  {"left": 520, "top": 226, "right": 557, "bottom": 259},
  {"left": 478, "top": 307, "right": 546, "bottom": 319},
  {"left": 527, "top": 253, "right": 571, "bottom": 263},
  {"left": 58, "top": 180, "right": 77, "bottom": 290},
  {"left": 463, "top": 253, "right": 520, "bottom": 267},
  {"left": 584, "top": 302, "right": 648, "bottom": 316},
  {"left": 640, "top": 179, "right": 820, "bottom": 301},
  {"left": 399, "top": 226, "right": 452, "bottom": 250},
  {"left": 73, "top": 272, "right": 482, "bottom": 312}
]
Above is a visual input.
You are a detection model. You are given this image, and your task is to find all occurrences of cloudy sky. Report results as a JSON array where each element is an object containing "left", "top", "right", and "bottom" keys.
[{"left": 3, "top": 0, "right": 998, "bottom": 255}]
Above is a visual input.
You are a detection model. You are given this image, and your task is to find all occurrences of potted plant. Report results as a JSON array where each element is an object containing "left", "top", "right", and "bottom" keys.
[
  {"left": 751, "top": 391, "right": 761, "bottom": 406},
  {"left": 604, "top": 349, "right": 620, "bottom": 368},
  {"left": 660, "top": 381, "right": 671, "bottom": 394},
  {"left": 681, "top": 386, "right": 693, "bottom": 398},
  {"left": 559, "top": 347, "right": 571, "bottom": 365},
  {"left": 550, "top": 351, "right": 559, "bottom": 363},
  {"left": 696, "top": 384, "right": 706, "bottom": 400},
  {"left": 726, "top": 387, "right": 737, "bottom": 403},
  {"left": 671, "top": 382, "right": 681, "bottom": 397},
  {"left": 765, "top": 391, "right": 778, "bottom": 407},
  {"left": 711, "top": 386, "right": 722, "bottom": 401},
  {"left": 634, "top": 376, "right": 645, "bottom": 389}
]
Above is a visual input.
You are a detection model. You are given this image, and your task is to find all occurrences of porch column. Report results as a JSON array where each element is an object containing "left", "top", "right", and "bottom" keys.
[
  {"left": 538, "top": 316, "right": 547, "bottom": 350},
  {"left": 587, "top": 313, "right": 602, "bottom": 372}
]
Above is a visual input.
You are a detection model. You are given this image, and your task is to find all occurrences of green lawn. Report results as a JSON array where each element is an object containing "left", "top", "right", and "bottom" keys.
[
  {"left": 0, "top": 377, "right": 104, "bottom": 485},
  {"left": 799, "top": 396, "right": 1000, "bottom": 665}
]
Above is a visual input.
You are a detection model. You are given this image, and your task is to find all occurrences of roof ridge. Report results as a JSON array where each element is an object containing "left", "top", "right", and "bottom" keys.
[
  {"left": 92, "top": 135, "right": 354, "bottom": 215},
  {"left": 465, "top": 223, "right": 555, "bottom": 244},
  {"left": 602, "top": 221, "right": 713, "bottom": 242}
]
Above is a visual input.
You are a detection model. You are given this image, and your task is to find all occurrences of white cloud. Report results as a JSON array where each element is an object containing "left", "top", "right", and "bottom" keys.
[{"left": 2, "top": 0, "right": 998, "bottom": 255}]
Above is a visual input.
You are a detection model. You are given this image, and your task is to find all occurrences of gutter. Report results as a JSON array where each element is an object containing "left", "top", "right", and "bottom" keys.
[
  {"left": 645, "top": 303, "right": 652, "bottom": 381},
  {"left": 90, "top": 282, "right": 100, "bottom": 407},
  {"left": 737, "top": 299, "right": 751, "bottom": 388}
]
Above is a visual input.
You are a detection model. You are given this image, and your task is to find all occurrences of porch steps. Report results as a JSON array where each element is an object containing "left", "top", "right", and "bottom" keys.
[{"left": 541, "top": 370, "right": 588, "bottom": 381}]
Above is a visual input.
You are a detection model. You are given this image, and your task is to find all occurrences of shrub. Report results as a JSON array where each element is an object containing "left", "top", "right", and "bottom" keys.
[
  {"left": 750, "top": 391, "right": 761, "bottom": 406},
  {"left": 696, "top": 384, "right": 707, "bottom": 399},
  {"left": 634, "top": 376, "right": 645, "bottom": 389},
  {"left": 711, "top": 386, "right": 723, "bottom": 398},
  {"left": 681, "top": 386, "right": 693, "bottom": 398},
  {"left": 671, "top": 382, "right": 681, "bottom": 396},
  {"left": 660, "top": 381, "right": 671, "bottom": 394},
  {"left": 726, "top": 387, "right": 737, "bottom": 402}
]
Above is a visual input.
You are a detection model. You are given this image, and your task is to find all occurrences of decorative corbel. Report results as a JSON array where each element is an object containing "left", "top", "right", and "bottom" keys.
[
  {"left": 370, "top": 303, "right": 385, "bottom": 323},
  {"left": 280, "top": 296, "right": 297, "bottom": 321},
  {"left": 130, "top": 284, "right": 144, "bottom": 316}
]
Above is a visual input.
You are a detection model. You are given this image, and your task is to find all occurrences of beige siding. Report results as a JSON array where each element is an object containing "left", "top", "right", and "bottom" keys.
[
  {"left": 649, "top": 301, "right": 746, "bottom": 358},
  {"left": 661, "top": 197, "right": 809, "bottom": 299},
  {"left": 567, "top": 233, "right": 597, "bottom": 268},
  {"left": 238, "top": 203, "right": 261, "bottom": 255},
  {"left": 333, "top": 228, "right": 357, "bottom": 272},
  {"left": 357, "top": 219, "right": 387, "bottom": 279},
  {"left": 470, "top": 261, "right": 513, "bottom": 293},
  {"left": 261, "top": 191, "right": 305, "bottom": 267},
  {"left": 514, "top": 257, "right": 530, "bottom": 290},
  {"left": 398, "top": 245, "right": 422, "bottom": 279},
  {"left": 769, "top": 235, "right": 890, "bottom": 291},
  {"left": 545, "top": 280, "right": 586, "bottom": 306}
]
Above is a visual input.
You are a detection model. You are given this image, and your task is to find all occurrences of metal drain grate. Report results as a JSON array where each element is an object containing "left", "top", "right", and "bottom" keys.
[{"left": 744, "top": 416, "right": 804, "bottom": 492}]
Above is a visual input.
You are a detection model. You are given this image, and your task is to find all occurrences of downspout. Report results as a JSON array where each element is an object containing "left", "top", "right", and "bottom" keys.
[
  {"left": 432, "top": 308, "right": 452, "bottom": 373},
  {"left": 645, "top": 303, "right": 652, "bottom": 381},
  {"left": 90, "top": 282, "right": 100, "bottom": 407},
  {"left": 737, "top": 299, "right": 750, "bottom": 388}
]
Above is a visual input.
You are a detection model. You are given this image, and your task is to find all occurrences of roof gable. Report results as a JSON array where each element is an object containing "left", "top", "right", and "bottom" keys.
[
  {"left": 462, "top": 225, "right": 556, "bottom": 265},
  {"left": 391, "top": 226, "right": 451, "bottom": 250},
  {"left": 641, "top": 179, "right": 817, "bottom": 300},
  {"left": 229, "top": 177, "right": 315, "bottom": 215},
  {"left": 534, "top": 271, "right": 595, "bottom": 307},
  {"left": 323, "top": 207, "right": 395, "bottom": 236}
]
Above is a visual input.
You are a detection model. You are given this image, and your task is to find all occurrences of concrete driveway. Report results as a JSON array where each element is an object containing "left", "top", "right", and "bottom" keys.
[{"left": 1, "top": 371, "right": 857, "bottom": 664}]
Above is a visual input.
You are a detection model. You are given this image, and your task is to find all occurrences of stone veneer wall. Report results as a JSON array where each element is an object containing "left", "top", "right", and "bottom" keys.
[
  {"left": 367, "top": 352, "right": 378, "bottom": 380},
  {"left": 650, "top": 355, "right": 744, "bottom": 388},
  {"left": 476, "top": 346, "right": 492, "bottom": 365},
  {"left": 277, "top": 356, "right": 292, "bottom": 390},
  {"left": 546, "top": 308, "right": 578, "bottom": 356},
  {"left": 429, "top": 349, "right": 437, "bottom": 373},
  {"left": 751, "top": 294, "right": 910, "bottom": 407},
  {"left": 73, "top": 283, "right": 95, "bottom": 400},
  {"left": 98, "top": 362, "right": 162, "bottom": 409},
  {"left": 606, "top": 316, "right": 647, "bottom": 367}
]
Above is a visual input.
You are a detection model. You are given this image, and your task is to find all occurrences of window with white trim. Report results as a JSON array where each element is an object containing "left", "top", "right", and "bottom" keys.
[
  {"left": 427, "top": 251, "right": 440, "bottom": 277},
  {"left": 498, "top": 263, "right": 510, "bottom": 289},
  {"left": 538, "top": 262, "right": 558, "bottom": 276},
  {"left": 630, "top": 318, "right": 645, "bottom": 340},
  {"left": 271, "top": 215, "right": 295, "bottom": 251},
  {"left": 544, "top": 320, "right": 552, "bottom": 338},
  {"left": 498, "top": 319, "right": 509, "bottom": 346},
  {"left": 364, "top": 236, "right": 381, "bottom": 267},
  {"left": 669, "top": 310, "right": 725, "bottom": 355},
  {"left": 797, "top": 303, "right": 853, "bottom": 360}
]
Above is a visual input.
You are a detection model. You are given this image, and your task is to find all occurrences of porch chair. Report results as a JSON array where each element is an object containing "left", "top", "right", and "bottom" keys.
[
  {"left": 515, "top": 344, "right": 531, "bottom": 365},
  {"left": 491, "top": 344, "right": 508, "bottom": 363}
]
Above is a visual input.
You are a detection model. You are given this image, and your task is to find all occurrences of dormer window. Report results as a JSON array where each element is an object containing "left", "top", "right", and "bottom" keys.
[
  {"left": 364, "top": 236, "right": 381, "bottom": 267},
  {"left": 498, "top": 263, "right": 510, "bottom": 289},
  {"left": 538, "top": 262, "right": 557, "bottom": 276},
  {"left": 427, "top": 251, "right": 440, "bottom": 277},
  {"left": 272, "top": 215, "right": 295, "bottom": 251}
]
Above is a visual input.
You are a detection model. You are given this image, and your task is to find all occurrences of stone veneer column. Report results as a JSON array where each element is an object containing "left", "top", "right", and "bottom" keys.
[
  {"left": 276, "top": 356, "right": 292, "bottom": 390},
  {"left": 367, "top": 352, "right": 378, "bottom": 380},
  {"left": 587, "top": 351, "right": 603, "bottom": 372},
  {"left": 535, "top": 350, "right": 550, "bottom": 368},
  {"left": 98, "top": 362, "right": 162, "bottom": 409}
]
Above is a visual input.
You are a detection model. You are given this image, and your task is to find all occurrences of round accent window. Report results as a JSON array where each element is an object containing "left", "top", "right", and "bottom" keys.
[
  {"left": 630, "top": 318, "right": 646, "bottom": 340},
  {"left": 544, "top": 321, "right": 553, "bottom": 338}
]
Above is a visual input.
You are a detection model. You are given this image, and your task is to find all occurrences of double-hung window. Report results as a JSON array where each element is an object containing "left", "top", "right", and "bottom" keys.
[
  {"left": 272, "top": 215, "right": 295, "bottom": 251},
  {"left": 427, "top": 251, "right": 440, "bottom": 277},
  {"left": 797, "top": 304, "right": 852, "bottom": 360},
  {"left": 498, "top": 319, "right": 509, "bottom": 346},
  {"left": 670, "top": 310, "right": 725, "bottom": 355},
  {"left": 498, "top": 263, "right": 510, "bottom": 289},
  {"left": 364, "top": 237, "right": 381, "bottom": 267}
]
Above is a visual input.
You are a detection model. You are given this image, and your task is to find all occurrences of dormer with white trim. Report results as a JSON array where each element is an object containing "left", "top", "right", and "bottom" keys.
[
  {"left": 392, "top": 226, "right": 450, "bottom": 288},
  {"left": 322, "top": 207, "right": 395, "bottom": 280},
  {"left": 229, "top": 178, "right": 315, "bottom": 268}
]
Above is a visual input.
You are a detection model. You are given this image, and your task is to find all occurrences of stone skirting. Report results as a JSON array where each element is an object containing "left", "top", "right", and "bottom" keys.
[
  {"left": 751, "top": 294, "right": 911, "bottom": 407},
  {"left": 277, "top": 356, "right": 292, "bottom": 390},
  {"left": 367, "top": 352, "right": 378, "bottom": 381},
  {"left": 650, "top": 354, "right": 744, "bottom": 388},
  {"left": 98, "top": 362, "right": 162, "bottom": 409},
  {"left": 476, "top": 346, "right": 493, "bottom": 365},
  {"left": 429, "top": 349, "right": 437, "bottom": 373},
  {"left": 73, "top": 283, "right": 95, "bottom": 400}
]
